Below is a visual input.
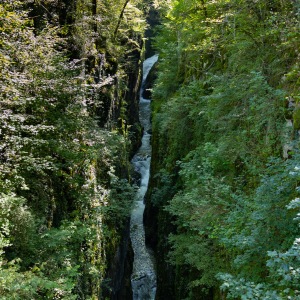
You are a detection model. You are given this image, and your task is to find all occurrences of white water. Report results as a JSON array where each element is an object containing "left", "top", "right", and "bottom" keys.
[{"left": 130, "top": 54, "right": 158, "bottom": 300}]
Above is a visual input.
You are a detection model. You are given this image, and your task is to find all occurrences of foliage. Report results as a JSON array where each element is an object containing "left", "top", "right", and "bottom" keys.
[
  {"left": 148, "top": 0, "right": 300, "bottom": 298},
  {"left": 0, "top": 0, "right": 147, "bottom": 298},
  {"left": 0, "top": 193, "right": 77, "bottom": 299},
  {"left": 217, "top": 154, "right": 300, "bottom": 298},
  {"left": 150, "top": 169, "right": 176, "bottom": 207},
  {"left": 219, "top": 193, "right": 300, "bottom": 299}
]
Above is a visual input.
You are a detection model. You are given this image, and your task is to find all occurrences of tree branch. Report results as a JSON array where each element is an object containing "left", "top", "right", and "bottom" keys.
[{"left": 113, "top": 0, "right": 130, "bottom": 38}]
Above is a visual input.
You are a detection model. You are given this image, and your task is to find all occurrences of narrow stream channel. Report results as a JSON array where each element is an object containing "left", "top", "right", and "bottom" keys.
[{"left": 130, "top": 54, "right": 158, "bottom": 300}]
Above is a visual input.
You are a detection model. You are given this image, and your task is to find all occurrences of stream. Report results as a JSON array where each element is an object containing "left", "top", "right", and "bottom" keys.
[{"left": 130, "top": 54, "right": 158, "bottom": 300}]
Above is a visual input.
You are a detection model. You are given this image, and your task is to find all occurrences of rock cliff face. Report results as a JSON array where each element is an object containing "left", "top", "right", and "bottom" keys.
[
  {"left": 103, "top": 219, "right": 134, "bottom": 300},
  {"left": 142, "top": 62, "right": 158, "bottom": 99},
  {"left": 23, "top": 1, "right": 145, "bottom": 298},
  {"left": 144, "top": 4, "right": 160, "bottom": 59},
  {"left": 144, "top": 125, "right": 178, "bottom": 300}
]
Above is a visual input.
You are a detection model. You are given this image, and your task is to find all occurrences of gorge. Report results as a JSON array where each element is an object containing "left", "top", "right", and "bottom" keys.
[
  {"left": 0, "top": 1, "right": 300, "bottom": 300},
  {"left": 130, "top": 54, "right": 158, "bottom": 300}
]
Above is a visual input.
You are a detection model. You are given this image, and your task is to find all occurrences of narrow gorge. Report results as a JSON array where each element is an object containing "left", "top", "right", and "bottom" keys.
[
  {"left": 130, "top": 54, "right": 158, "bottom": 300},
  {"left": 1, "top": 1, "right": 300, "bottom": 300}
]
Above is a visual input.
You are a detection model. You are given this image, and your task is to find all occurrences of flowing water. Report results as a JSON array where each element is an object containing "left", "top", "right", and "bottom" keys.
[{"left": 130, "top": 54, "right": 158, "bottom": 300}]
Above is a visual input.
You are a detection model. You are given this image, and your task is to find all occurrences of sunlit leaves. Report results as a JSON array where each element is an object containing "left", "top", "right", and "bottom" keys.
[{"left": 0, "top": 0, "right": 145, "bottom": 298}]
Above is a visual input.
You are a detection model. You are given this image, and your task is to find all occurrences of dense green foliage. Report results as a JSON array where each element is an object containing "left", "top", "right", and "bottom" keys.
[
  {"left": 147, "top": 0, "right": 300, "bottom": 299},
  {"left": 0, "top": 0, "right": 149, "bottom": 298}
]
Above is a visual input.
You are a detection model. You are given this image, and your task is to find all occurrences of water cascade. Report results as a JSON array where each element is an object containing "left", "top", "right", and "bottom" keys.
[{"left": 130, "top": 54, "right": 158, "bottom": 300}]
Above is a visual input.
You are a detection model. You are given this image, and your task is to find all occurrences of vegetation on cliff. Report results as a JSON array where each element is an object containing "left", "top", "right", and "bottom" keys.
[
  {"left": 2, "top": 0, "right": 300, "bottom": 298},
  {"left": 0, "top": 0, "right": 150, "bottom": 298},
  {"left": 146, "top": 0, "right": 300, "bottom": 299}
]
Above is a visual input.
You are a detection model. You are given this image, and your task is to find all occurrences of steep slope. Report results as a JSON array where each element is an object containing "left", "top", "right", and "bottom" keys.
[
  {"left": 0, "top": 0, "right": 153, "bottom": 298},
  {"left": 145, "top": 1, "right": 300, "bottom": 299}
]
